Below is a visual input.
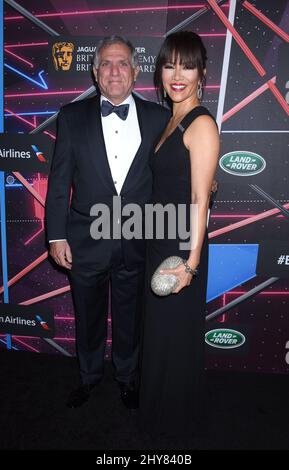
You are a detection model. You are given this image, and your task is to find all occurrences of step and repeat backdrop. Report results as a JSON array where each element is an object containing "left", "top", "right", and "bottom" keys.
[{"left": 1, "top": 0, "right": 289, "bottom": 373}]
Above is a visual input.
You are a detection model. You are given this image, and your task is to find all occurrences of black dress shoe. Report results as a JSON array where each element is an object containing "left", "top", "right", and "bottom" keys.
[
  {"left": 120, "top": 385, "right": 139, "bottom": 410},
  {"left": 66, "top": 383, "right": 96, "bottom": 408}
]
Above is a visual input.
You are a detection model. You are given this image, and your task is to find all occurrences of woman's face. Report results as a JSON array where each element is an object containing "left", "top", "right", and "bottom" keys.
[{"left": 162, "top": 56, "right": 200, "bottom": 105}]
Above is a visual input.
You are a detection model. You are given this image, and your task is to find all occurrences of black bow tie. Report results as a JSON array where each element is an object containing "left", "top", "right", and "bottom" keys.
[{"left": 101, "top": 100, "right": 129, "bottom": 120}]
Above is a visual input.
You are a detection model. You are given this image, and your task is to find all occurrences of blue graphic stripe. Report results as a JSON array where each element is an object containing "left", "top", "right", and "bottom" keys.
[
  {"left": 0, "top": 338, "right": 18, "bottom": 350},
  {"left": 0, "top": 0, "right": 3, "bottom": 132},
  {"left": 5, "top": 111, "right": 57, "bottom": 117},
  {"left": 0, "top": 173, "right": 8, "bottom": 301},
  {"left": 0, "top": 173, "right": 11, "bottom": 349},
  {"left": 4, "top": 64, "right": 48, "bottom": 89},
  {"left": 206, "top": 244, "right": 259, "bottom": 302},
  {"left": 5, "top": 184, "right": 23, "bottom": 188},
  {"left": 0, "top": 1, "right": 11, "bottom": 349}
]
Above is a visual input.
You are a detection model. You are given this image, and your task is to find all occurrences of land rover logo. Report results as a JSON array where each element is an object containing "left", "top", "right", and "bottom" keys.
[
  {"left": 219, "top": 151, "right": 266, "bottom": 176},
  {"left": 205, "top": 329, "right": 245, "bottom": 349}
]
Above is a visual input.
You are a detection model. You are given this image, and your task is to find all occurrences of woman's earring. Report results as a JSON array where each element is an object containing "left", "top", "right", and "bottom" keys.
[
  {"left": 197, "top": 82, "right": 203, "bottom": 101},
  {"left": 163, "top": 88, "right": 167, "bottom": 99}
]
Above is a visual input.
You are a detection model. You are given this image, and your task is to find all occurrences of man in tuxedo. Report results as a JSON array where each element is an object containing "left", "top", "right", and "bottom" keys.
[{"left": 45, "top": 36, "right": 170, "bottom": 408}]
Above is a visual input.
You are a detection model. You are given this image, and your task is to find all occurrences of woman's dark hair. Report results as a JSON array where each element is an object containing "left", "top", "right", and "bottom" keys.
[{"left": 154, "top": 31, "right": 207, "bottom": 104}]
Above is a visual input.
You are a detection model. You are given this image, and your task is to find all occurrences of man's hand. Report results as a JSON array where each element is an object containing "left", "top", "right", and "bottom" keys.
[{"left": 49, "top": 240, "right": 72, "bottom": 270}]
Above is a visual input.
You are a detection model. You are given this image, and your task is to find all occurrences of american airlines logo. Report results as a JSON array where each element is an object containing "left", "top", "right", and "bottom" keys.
[
  {"left": 0, "top": 148, "right": 31, "bottom": 159},
  {"left": 0, "top": 135, "right": 52, "bottom": 172},
  {"left": 0, "top": 304, "right": 54, "bottom": 338},
  {"left": 0, "top": 145, "right": 46, "bottom": 162},
  {"left": 35, "top": 315, "right": 50, "bottom": 330},
  {"left": 31, "top": 145, "right": 47, "bottom": 162}
]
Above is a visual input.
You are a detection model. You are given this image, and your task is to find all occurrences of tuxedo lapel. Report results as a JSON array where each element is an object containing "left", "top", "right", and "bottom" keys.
[{"left": 86, "top": 96, "right": 117, "bottom": 195}]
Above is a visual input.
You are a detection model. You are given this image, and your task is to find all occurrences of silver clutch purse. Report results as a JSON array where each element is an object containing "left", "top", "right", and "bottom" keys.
[{"left": 151, "top": 256, "right": 184, "bottom": 296}]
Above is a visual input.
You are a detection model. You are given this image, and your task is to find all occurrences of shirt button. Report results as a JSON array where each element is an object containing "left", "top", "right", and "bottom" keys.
[
  {"left": 115, "top": 130, "right": 118, "bottom": 134},
  {"left": 115, "top": 155, "right": 117, "bottom": 159},
  {"left": 114, "top": 181, "right": 117, "bottom": 184}
]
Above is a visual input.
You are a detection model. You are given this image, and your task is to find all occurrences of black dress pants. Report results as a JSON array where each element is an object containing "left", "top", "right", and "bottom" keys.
[{"left": 69, "top": 239, "right": 145, "bottom": 387}]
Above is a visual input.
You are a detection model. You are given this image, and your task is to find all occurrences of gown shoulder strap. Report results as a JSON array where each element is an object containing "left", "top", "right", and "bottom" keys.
[{"left": 178, "top": 106, "right": 217, "bottom": 133}]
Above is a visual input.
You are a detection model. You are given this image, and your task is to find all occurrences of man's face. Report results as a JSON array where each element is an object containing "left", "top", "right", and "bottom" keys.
[
  {"left": 55, "top": 46, "right": 73, "bottom": 71},
  {"left": 93, "top": 43, "right": 139, "bottom": 104}
]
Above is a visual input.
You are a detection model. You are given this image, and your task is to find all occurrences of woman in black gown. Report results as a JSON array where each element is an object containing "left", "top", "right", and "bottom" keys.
[{"left": 139, "top": 31, "right": 220, "bottom": 437}]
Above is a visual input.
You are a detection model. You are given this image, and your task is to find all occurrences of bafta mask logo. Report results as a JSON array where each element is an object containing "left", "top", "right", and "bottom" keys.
[{"left": 52, "top": 42, "right": 74, "bottom": 71}]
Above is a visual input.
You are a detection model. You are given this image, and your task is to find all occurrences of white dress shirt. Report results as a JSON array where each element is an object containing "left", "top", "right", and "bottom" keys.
[
  {"left": 49, "top": 94, "right": 141, "bottom": 242},
  {"left": 100, "top": 94, "right": 141, "bottom": 195}
]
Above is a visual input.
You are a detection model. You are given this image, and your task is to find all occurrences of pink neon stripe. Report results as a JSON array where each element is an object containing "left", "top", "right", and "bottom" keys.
[
  {"left": 5, "top": 4, "right": 229, "bottom": 20},
  {"left": 5, "top": 90, "right": 84, "bottom": 98},
  {"left": 0, "top": 170, "right": 62, "bottom": 296},
  {"left": 24, "top": 226, "right": 44, "bottom": 246},
  {"left": 55, "top": 317, "right": 112, "bottom": 321},
  {"left": 44, "top": 130, "right": 56, "bottom": 140},
  {"left": 218, "top": 290, "right": 287, "bottom": 322},
  {"left": 139, "top": 85, "right": 222, "bottom": 90},
  {"left": 20, "top": 286, "right": 71, "bottom": 306},
  {"left": 4, "top": 48, "right": 34, "bottom": 68},
  {"left": 5, "top": 107, "right": 35, "bottom": 127},
  {"left": 267, "top": 80, "right": 289, "bottom": 116},
  {"left": 5, "top": 42, "right": 49, "bottom": 48},
  {"left": 13, "top": 171, "right": 45, "bottom": 206},
  {"left": 42, "top": 130, "right": 54, "bottom": 139},
  {"left": 4, "top": 37, "right": 225, "bottom": 48},
  {"left": 207, "top": 0, "right": 266, "bottom": 77},
  {"left": 0, "top": 251, "right": 48, "bottom": 295},
  {"left": 209, "top": 202, "right": 289, "bottom": 238},
  {"left": 227, "top": 291, "right": 289, "bottom": 296},
  {"left": 5, "top": 85, "right": 220, "bottom": 99},
  {"left": 222, "top": 77, "right": 276, "bottom": 122},
  {"left": 199, "top": 33, "right": 226, "bottom": 37},
  {"left": 0, "top": 168, "right": 48, "bottom": 294},
  {"left": 137, "top": 87, "right": 161, "bottom": 92},
  {"left": 53, "top": 338, "right": 75, "bottom": 341},
  {"left": 137, "top": 85, "right": 219, "bottom": 91},
  {"left": 219, "top": 294, "right": 226, "bottom": 322},
  {"left": 211, "top": 214, "right": 285, "bottom": 218},
  {"left": 0, "top": 334, "right": 46, "bottom": 340},
  {"left": 13, "top": 337, "right": 40, "bottom": 353},
  {"left": 243, "top": 1, "right": 289, "bottom": 42},
  {"left": 7, "top": 336, "right": 110, "bottom": 343},
  {"left": 5, "top": 108, "right": 56, "bottom": 139},
  {"left": 224, "top": 75, "right": 289, "bottom": 119},
  {"left": 53, "top": 338, "right": 112, "bottom": 343},
  {"left": 212, "top": 214, "right": 256, "bottom": 218}
]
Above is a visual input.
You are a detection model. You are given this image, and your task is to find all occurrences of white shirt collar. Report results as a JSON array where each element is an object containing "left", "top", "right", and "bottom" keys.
[{"left": 100, "top": 94, "right": 134, "bottom": 107}]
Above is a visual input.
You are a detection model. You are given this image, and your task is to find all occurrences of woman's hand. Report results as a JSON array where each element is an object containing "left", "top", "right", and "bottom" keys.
[
  {"left": 211, "top": 179, "right": 218, "bottom": 194},
  {"left": 159, "top": 264, "right": 193, "bottom": 294}
]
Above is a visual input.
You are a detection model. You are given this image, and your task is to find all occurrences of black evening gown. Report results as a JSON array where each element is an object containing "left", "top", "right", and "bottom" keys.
[{"left": 139, "top": 106, "right": 215, "bottom": 437}]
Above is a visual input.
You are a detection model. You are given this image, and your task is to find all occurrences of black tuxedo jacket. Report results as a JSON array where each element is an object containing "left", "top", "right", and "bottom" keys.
[{"left": 45, "top": 94, "right": 170, "bottom": 270}]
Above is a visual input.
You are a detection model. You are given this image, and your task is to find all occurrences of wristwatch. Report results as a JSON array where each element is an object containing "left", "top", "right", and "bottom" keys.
[{"left": 182, "top": 260, "right": 199, "bottom": 278}]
